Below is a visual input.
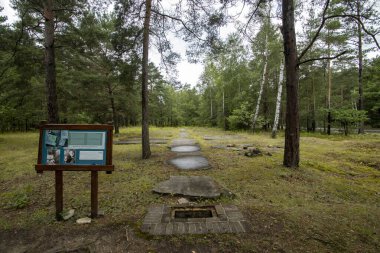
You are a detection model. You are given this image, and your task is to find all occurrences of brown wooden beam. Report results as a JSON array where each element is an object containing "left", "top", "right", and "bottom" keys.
[
  {"left": 55, "top": 170, "right": 63, "bottom": 220},
  {"left": 91, "top": 171, "right": 98, "bottom": 218}
]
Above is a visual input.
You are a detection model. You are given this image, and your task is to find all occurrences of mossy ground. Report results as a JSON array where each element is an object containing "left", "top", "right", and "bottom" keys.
[{"left": 0, "top": 127, "right": 379, "bottom": 252}]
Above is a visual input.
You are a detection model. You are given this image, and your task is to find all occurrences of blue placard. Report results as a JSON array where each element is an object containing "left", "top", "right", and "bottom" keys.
[{"left": 41, "top": 130, "right": 107, "bottom": 166}]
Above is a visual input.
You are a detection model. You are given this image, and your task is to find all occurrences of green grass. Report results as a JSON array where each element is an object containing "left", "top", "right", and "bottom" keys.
[{"left": 0, "top": 127, "right": 379, "bottom": 252}]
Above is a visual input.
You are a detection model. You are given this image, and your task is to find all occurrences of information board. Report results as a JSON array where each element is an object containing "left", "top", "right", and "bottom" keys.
[{"left": 35, "top": 124, "right": 114, "bottom": 172}]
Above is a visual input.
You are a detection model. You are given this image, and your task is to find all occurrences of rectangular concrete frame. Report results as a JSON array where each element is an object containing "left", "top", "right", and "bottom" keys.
[{"left": 141, "top": 204, "right": 250, "bottom": 235}]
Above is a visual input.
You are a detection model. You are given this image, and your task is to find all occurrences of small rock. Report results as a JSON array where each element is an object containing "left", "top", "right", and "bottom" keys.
[
  {"left": 76, "top": 217, "right": 91, "bottom": 224},
  {"left": 63, "top": 209, "right": 75, "bottom": 221},
  {"left": 211, "top": 145, "right": 224, "bottom": 149},
  {"left": 245, "top": 147, "right": 263, "bottom": 157},
  {"left": 248, "top": 147, "right": 262, "bottom": 154},
  {"left": 178, "top": 197, "right": 190, "bottom": 204}
]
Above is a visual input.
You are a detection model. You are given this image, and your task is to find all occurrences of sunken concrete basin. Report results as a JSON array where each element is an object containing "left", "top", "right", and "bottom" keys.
[
  {"left": 169, "top": 155, "right": 209, "bottom": 170},
  {"left": 141, "top": 204, "right": 248, "bottom": 235},
  {"left": 171, "top": 145, "right": 200, "bottom": 152},
  {"left": 153, "top": 176, "right": 221, "bottom": 198}
]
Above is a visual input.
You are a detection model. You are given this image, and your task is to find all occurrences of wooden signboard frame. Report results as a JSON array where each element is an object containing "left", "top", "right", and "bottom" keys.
[{"left": 35, "top": 123, "right": 114, "bottom": 220}]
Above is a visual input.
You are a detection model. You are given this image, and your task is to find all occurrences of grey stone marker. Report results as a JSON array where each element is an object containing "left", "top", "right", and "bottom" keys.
[
  {"left": 171, "top": 145, "right": 200, "bottom": 152},
  {"left": 153, "top": 176, "right": 221, "bottom": 198},
  {"left": 171, "top": 139, "right": 198, "bottom": 147},
  {"left": 169, "top": 155, "right": 209, "bottom": 170}
]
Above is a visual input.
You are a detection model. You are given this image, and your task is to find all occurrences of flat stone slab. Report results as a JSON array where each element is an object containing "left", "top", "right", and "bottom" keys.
[
  {"left": 171, "top": 139, "right": 197, "bottom": 147},
  {"left": 141, "top": 204, "right": 249, "bottom": 235},
  {"left": 203, "top": 135, "right": 243, "bottom": 140},
  {"left": 169, "top": 155, "right": 209, "bottom": 170},
  {"left": 153, "top": 176, "right": 221, "bottom": 198},
  {"left": 114, "top": 139, "right": 168, "bottom": 145},
  {"left": 171, "top": 145, "right": 200, "bottom": 152}
]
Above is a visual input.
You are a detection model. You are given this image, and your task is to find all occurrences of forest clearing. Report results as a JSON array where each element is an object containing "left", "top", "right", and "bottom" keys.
[
  {"left": 0, "top": 127, "right": 379, "bottom": 252},
  {"left": 1, "top": 0, "right": 380, "bottom": 252}
]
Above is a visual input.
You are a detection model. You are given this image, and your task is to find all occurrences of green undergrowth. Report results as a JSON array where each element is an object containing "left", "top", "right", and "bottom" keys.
[{"left": 0, "top": 127, "right": 379, "bottom": 252}]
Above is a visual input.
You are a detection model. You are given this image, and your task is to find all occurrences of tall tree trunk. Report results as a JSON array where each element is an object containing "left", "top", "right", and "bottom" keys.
[
  {"left": 210, "top": 85, "right": 213, "bottom": 121},
  {"left": 282, "top": 0, "right": 300, "bottom": 167},
  {"left": 222, "top": 88, "right": 227, "bottom": 130},
  {"left": 272, "top": 60, "right": 284, "bottom": 138},
  {"left": 357, "top": 0, "right": 364, "bottom": 134},
  {"left": 141, "top": 0, "right": 152, "bottom": 159},
  {"left": 312, "top": 73, "right": 316, "bottom": 132},
  {"left": 107, "top": 83, "right": 119, "bottom": 134},
  {"left": 327, "top": 35, "right": 332, "bottom": 135},
  {"left": 252, "top": 34, "right": 268, "bottom": 132},
  {"left": 44, "top": 0, "right": 59, "bottom": 123}
]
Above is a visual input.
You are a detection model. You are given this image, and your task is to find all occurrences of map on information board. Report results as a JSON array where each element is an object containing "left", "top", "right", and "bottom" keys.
[{"left": 42, "top": 130, "right": 107, "bottom": 165}]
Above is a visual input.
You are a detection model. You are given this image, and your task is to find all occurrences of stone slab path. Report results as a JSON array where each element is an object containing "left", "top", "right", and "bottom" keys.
[
  {"left": 142, "top": 129, "right": 246, "bottom": 235},
  {"left": 168, "top": 132, "right": 209, "bottom": 170},
  {"left": 152, "top": 176, "right": 222, "bottom": 198}
]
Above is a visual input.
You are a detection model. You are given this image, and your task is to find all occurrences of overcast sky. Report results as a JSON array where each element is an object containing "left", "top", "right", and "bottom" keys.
[
  {"left": 0, "top": 0, "right": 205, "bottom": 86},
  {"left": 1, "top": 0, "right": 379, "bottom": 86}
]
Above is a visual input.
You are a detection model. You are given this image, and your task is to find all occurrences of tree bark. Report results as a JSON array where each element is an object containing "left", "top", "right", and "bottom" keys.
[
  {"left": 357, "top": 0, "right": 364, "bottom": 134},
  {"left": 107, "top": 83, "right": 119, "bottom": 134},
  {"left": 210, "top": 85, "right": 213, "bottom": 121},
  {"left": 141, "top": 0, "right": 152, "bottom": 159},
  {"left": 272, "top": 60, "right": 284, "bottom": 138},
  {"left": 312, "top": 73, "right": 316, "bottom": 132},
  {"left": 252, "top": 34, "right": 268, "bottom": 132},
  {"left": 282, "top": 0, "right": 300, "bottom": 167},
  {"left": 44, "top": 0, "right": 59, "bottom": 123},
  {"left": 327, "top": 33, "right": 332, "bottom": 135},
  {"left": 222, "top": 88, "right": 227, "bottom": 130}
]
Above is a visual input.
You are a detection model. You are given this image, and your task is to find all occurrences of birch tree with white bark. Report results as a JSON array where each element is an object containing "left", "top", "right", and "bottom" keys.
[{"left": 272, "top": 60, "right": 284, "bottom": 138}]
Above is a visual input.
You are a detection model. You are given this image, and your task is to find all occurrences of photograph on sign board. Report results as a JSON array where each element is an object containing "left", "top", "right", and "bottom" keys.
[
  {"left": 47, "top": 147, "right": 60, "bottom": 165},
  {"left": 45, "top": 130, "right": 69, "bottom": 148},
  {"left": 64, "top": 149, "right": 76, "bottom": 164},
  {"left": 59, "top": 130, "right": 69, "bottom": 147},
  {"left": 45, "top": 130, "right": 59, "bottom": 146}
]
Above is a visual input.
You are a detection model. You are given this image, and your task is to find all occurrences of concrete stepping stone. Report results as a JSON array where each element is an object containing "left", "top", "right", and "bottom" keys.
[
  {"left": 171, "top": 145, "right": 200, "bottom": 152},
  {"left": 169, "top": 155, "right": 209, "bottom": 170},
  {"left": 153, "top": 176, "right": 221, "bottom": 198},
  {"left": 171, "top": 139, "right": 197, "bottom": 147}
]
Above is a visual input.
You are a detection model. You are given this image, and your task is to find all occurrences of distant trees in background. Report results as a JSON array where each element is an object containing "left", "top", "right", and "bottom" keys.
[{"left": 0, "top": 0, "right": 379, "bottom": 134}]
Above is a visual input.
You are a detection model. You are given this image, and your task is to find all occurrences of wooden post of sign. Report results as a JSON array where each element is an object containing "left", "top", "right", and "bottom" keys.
[
  {"left": 91, "top": 171, "right": 98, "bottom": 218},
  {"left": 55, "top": 170, "right": 63, "bottom": 220}
]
